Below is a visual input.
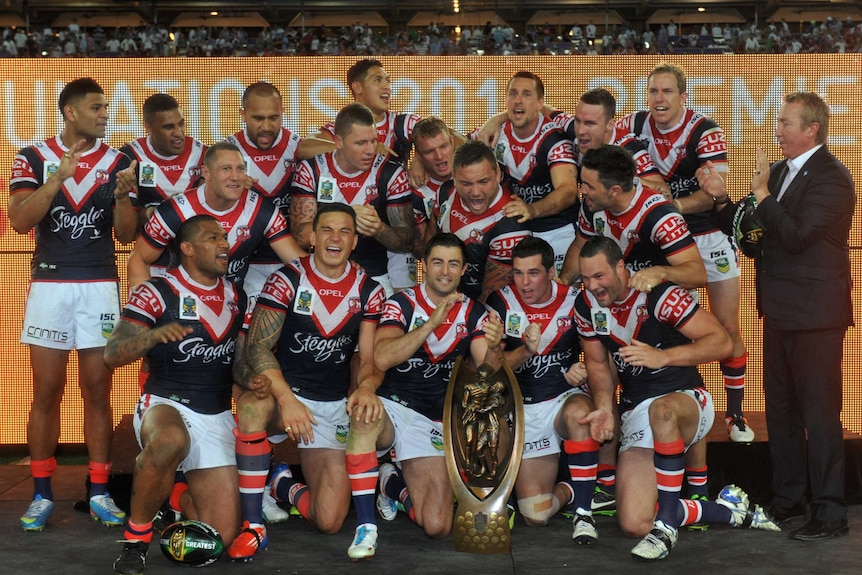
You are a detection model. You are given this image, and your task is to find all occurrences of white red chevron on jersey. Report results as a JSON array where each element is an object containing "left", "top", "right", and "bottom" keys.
[
  {"left": 124, "top": 136, "right": 205, "bottom": 204},
  {"left": 226, "top": 128, "right": 301, "bottom": 201}
]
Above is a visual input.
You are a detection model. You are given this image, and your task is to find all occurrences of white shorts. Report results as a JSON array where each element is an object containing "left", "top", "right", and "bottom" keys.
[
  {"left": 522, "top": 388, "right": 588, "bottom": 460},
  {"left": 133, "top": 394, "right": 237, "bottom": 471},
  {"left": 379, "top": 397, "right": 445, "bottom": 461},
  {"left": 244, "top": 262, "right": 283, "bottom": 305},
  {"left": 21, "top": 281, "right": 120, "bottom": 350},
  {"left": 693, "top": 231, "right": 740, "bottom": 283},
  {"left": 268, "top": 397, "right": 350, "bottom": 450},
  {"left": 618, "top": 387, "right": 714, "bottom": 454},
  {"left": 386, "top": 251, "right": 418, "bottom": 291},
  {"left": 534, "top": 224, "right": 575, "bottom": 273}
]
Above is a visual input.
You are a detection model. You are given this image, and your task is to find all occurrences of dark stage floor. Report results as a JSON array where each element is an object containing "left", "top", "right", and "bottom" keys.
[{"left": 2, "top": 412, "right": 861, "bottom": 574}]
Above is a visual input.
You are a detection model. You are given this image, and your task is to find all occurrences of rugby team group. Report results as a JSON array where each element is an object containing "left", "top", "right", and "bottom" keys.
[{"left": 8, "top": 57, "right": 853, "bottom": 574}]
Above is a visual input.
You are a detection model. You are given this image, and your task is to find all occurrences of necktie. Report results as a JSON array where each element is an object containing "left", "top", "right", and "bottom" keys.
[{"left": 776, "top": 161, "right": 795, "bottom": 202}]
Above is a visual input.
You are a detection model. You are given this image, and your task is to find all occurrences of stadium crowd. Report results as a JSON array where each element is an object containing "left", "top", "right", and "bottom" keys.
[{"left": 1, "top": 15, "right": 861, "bottom": 58}]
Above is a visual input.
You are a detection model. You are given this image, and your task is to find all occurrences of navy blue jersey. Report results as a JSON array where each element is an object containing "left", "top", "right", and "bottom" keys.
[
  {"left": 473, "top": 115, "right": 578, "bottom": 233},
  {"left": 291, "top": 152, "right": 412, "bottom": 277},
  {"left": 322, "top": 111, "right": 419, "bottom": 165},
  {"left": 120, "top": 135, "right": 206, "bottom": 269},
  {"left": 486, "top": 281, "right": 582, "bottom": 404},
  {"left": 10, "top": 137, "right": 132, "bottom": 280},
  {"left": 252, "top": 256, "right": 385, "bottom": 401},
  {"left": 577, "top": 182, "right": 695, "bottom": 274},
  {"left": 141, "top": 185, "right": 290, "bottom": 287},
  {"left": 376, "top": 286, "right": 488, "bottom": 420},
  {"left": 435, "top": 184, "right": 530, "bottom": 301},
  {"left": 124, "top": 266, "right": 245, "bottom": 414},
  {"left": 574, "top": 281, "right": 703, "bottom": 412},
  {"left": 618, "top": 109, "right": 727, "bottom": 235}
]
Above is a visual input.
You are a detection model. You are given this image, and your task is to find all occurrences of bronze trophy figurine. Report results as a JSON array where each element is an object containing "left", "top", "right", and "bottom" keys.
[{"left": 443, "top": 358, "right": 524, "bottom": 553}]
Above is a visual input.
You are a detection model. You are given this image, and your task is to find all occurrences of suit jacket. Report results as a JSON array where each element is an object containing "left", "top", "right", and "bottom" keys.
[{"left": 718, "top": 146, "right": 855, "bottom": 331}]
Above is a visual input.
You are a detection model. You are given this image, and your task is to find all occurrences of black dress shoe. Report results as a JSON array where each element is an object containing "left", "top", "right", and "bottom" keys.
[
  {"left": 788, "top": 518, "right": 849, "bottom": 541},
  {"left": 767, "top": 503, "right": 807, "bottom": 526}
]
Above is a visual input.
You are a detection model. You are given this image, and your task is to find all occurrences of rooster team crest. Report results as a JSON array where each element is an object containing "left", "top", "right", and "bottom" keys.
[
  {"left": 96, "top": 169, "right": 110, "bottom": 184},
  {"left": 556, "top": 317, "right": 571, "bottom": 331},
  {"left": 234, "top": 225, "right": 251, "bottom": 242},
  {"left": 348, "top": 297, "right": 361, "bottom": 313},
  {"left": 455, "top": 323, "right": 468, "bottom": 338},
  {"left": 636, "top": 305, "right": 649, "bottom": 322},
  {"left": 626, "top": 230, "right": 640, "bottom": 243},
  {"left": 189, "top": 166, "right": 201, "bottom": 180},
  {"left": 469, "top": 228, "right": 485, "bottom": 243},
  {"left": 365, "top": 186, "right": 379, "bottom": 202}
]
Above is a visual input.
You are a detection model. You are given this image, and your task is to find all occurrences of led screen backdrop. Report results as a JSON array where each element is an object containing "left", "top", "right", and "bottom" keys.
[{"left": 0, "top": 55, "right": 860, "bottom": 444}]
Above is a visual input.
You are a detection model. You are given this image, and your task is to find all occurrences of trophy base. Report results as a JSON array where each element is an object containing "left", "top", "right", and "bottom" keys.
[{"left": 452, "top": 501, "right": 511, "bottom": 554}]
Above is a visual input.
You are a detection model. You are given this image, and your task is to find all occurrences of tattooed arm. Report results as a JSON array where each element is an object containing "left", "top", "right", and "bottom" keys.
[
  {"left": 479, "top": 259, "right": 513, "bottom": 304},
  {"left": 244, "top": 304, "right": 317, "bottom": 443},
  {"left": 104, "top": 319, "right": 192, "bottom": 369},
  {"left": 288, "top": 196, "right": 318, "bottom": 251},
  {"left": 354, "top": 202, "right": 414, "bottom": 253}
]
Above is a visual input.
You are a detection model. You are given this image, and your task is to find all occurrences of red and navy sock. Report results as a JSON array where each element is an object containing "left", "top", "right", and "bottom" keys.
[
  {"left": 678, "top": 498, "right": 732, "bottom": 526},
  {"left": 382, "top": 466, "right": 414, "bottom": 522},
  {"left": 721, "top": 351, "right": 747, "bottom": 417},
  {"left": 88, "top": 461, "right": 112, "bottom": 498},
  {"left": 346, "top": 452, "right": 378, "bottom": 526},
  {"left": 596, "top": 463, "right": 616, "bottom": 496},
  {"left": 564, "top": 438, "right": 600, "bottom": 512},
  {"left": 124, "top": 519, "right": 154, "bottom": 544},
  {"left": 235, "top": 430, "right": 270, "bottom": 525},
  {"left": 654, "top": 439, "right": 685, "bottom": 529},
  {"left": 684, "top": 465, "right": 709, "bottom": 499},
  {"left": 31, "top": 457, "right": 57, "bottom": 501},
  {"left": 275, "top": 476, "right": 312, "bottom": 522}
]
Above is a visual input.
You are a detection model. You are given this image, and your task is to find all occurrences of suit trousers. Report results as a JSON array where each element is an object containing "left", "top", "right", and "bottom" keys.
[{"left": 763, "top": 322, "right": 847, "bottom": 523}]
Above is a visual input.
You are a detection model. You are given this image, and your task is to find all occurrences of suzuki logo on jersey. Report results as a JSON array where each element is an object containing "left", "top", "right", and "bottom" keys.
[
  {"left": 653, "top": 216, "right": 688, "bottom": 244},
  {"left": 264, "top": 273, "right": 292, "bottom": 302},
  {"left": 49, "top": 205, "right": 106, "bottom": 239},
  {"left": 491, "top": 235, "right": 521, "bottom": 259}
]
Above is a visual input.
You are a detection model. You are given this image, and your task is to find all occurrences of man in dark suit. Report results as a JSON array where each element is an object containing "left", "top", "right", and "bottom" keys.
[{"left": 697, "top": 91, "right": 855, "bottom": 541}]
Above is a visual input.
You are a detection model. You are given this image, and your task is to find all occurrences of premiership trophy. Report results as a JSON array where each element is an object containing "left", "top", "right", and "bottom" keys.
[{"left": 443, "top": 358, "right": 524, "bottom": 553}]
